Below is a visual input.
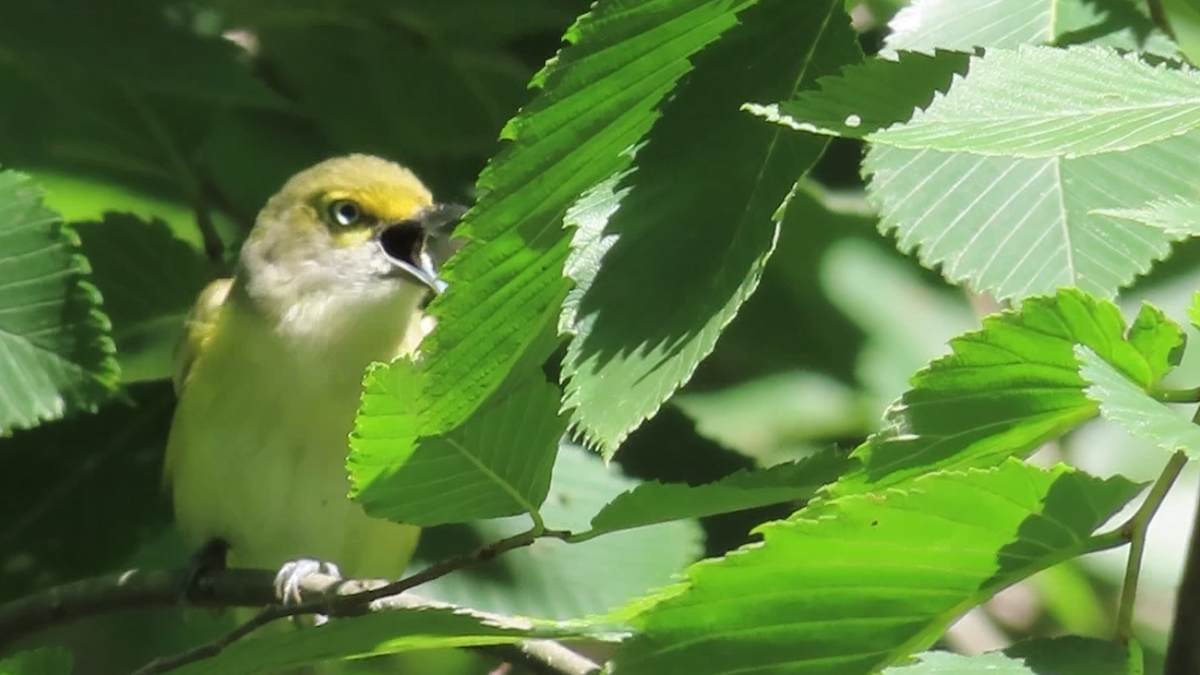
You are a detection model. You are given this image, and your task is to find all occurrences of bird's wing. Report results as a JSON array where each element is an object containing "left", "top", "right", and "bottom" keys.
[{"left": 173, "top": 278, "right": 233, "bottom": 395}]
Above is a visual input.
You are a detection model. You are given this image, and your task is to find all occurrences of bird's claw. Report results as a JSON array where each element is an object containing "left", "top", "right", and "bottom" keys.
[{"left": 274, "top": 558, "right": 341, "bottom": 625}]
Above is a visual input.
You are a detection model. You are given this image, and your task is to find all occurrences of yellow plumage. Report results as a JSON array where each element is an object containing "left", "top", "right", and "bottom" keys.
[{"left": 164, "top": 155, "right": 454, "bottom": 582}]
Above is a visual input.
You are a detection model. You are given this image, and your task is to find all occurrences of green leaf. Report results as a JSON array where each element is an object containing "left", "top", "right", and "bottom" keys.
[
  {"left": 0, "top": 382, "right": 174, "bottom": 602},
  {"left": 411, "top": 443, "right": 703, "bottom": 620},
  {"left": 169, "top": 605, "right": 594, "bottom": 675},
  {"left": 560, "top": 0, "right": 860, "bottom": 452},
  {"left": 611, "top": 460, "right": 1142, "bottom": 675},
  {"left": 1165, "top": 0, "right": 1200, "bottom": 66},
  {"left": 745, "top": 50, "right": 970, "bottom": 138},
  {"left": 0, "top": 0, "right": 283, "bottom": 107},
  {"left": 1126, "top": 304, "right": 1187, "bottom": 383},
  {"left": 409, "top": 0, "right": 774, "bottom": 442},
  {"left": 870, "top": 47, "right": 1200, "bottom": 158},
  {"left": 577, "top": 450, "right": 849, "bottom": 540},
  {"left": 865, "top": 132, "right": 1200, "bottom": 302},
  {"left": 1095, "top": 195, "right": 1200, "bottom": 235},
  {"left": 832, "top": 289, "right": 1151, "bottom": 496},
  {"left": 0, "top": 170, "right": 119, "bottom": 435},
  {"left": 75, "top": 214, "right": 216, "bottom": 384},
  {"left": 1078, "top": 345, "right": 1200, "bottom": 459},
  {"left": 884, "top": 637, "right": 1137, "bottom": 675},
  {"left": 349, "top": 365, "right": 564, "bottom": 526},
  {"left": 884, "top": 0, "right": 1176, "bottom": 56},
  {"left": 0, "top": 648, "right": 72, "bottom": 675}
]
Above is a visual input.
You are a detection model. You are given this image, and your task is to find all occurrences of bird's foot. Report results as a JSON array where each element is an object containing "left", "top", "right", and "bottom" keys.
[
  {"left": 274, "top": 558, "right": 342, "bottom": 626},
  {"left": 181, "top": 538, "right": 230, "bottom": 603}
]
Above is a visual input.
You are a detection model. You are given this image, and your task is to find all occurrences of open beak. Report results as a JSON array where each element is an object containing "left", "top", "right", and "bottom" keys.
[{"left": 377, "top": 203, "right": 467, "bottom": 295}]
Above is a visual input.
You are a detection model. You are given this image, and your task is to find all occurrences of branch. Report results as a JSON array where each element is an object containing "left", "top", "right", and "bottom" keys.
[
  {"left": 0, "top": 566, "right": 597, "bottom": 675},
  {"left": 1166, "top": 470, "right": 1200, "bottom": 674}
]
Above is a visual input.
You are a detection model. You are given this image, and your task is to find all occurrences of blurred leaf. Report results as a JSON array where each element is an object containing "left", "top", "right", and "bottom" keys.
[
  {"left": 1096, "top": 195, "right": 1200, "bottom": 235},
  {"left": 410, "top": 443, "right": 703, "bottom": 620},
  {"left": 0, "top": 0, "right": 282, "bottom": 107},
  {"left": 832, "top": 289, "right": 1153, "bottom": 497},
  {"left": 0, "top": 170, "right": 119, "bottom": 435},
  {"left": 611, "top": 460, "right": 1141, "bottom": 675},
  {"left": 884, "top": 637, "right": 1137, "bottom": 674},
  {"left": 870, "top": 47, "right": 1200, "bottom": 158},
  {"left": 1164, "top": 0, "right": 1200, "bottom": 65},
  {"left": 0, "top": 648, "right": 72, "bottom": 675},
  {"left": 746, "top": 50, "right": 969, "bottom": 138},
  {"left": 171, "top": 605, "right": 596, "bottom": 675},
  {"left": 349, "top": 365, "right": 564, "bottom": 526},
  {"left": 578, "top": 450, "right": 850, "bottom": 539},
  {"left": 560, "top": 0, "right": 860, "bottom": 453},
  {"left": 865, "top": 131, "right": 1200, "bottom": 302},
  {"left": 885, "top": 0, "right": 1175, "bottom": 56},
  {"left": 75, "top": 214, "right": 216, "bottom": 384},
  {"left": 399, "top": 0, "right": 802, "bottom": 459},
  {"left": 0, "top": 383, "right": 173, "bottom": 602},
  {"left": 1078, "top": 345, "right": 1200, "bottom": 458},
  {"left": 1029, "top": 563, "right": 1109, "bottom": 636}
]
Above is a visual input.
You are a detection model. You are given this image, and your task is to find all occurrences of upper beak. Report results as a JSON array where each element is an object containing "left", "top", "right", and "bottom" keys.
[{"left": 377, "top": 202, "right": 467, "bottom": 295}]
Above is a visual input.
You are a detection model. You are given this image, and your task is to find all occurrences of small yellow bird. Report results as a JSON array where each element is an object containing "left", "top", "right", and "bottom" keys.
[{"left": 164, "top": 154, "right": 462, "bottom": 597}]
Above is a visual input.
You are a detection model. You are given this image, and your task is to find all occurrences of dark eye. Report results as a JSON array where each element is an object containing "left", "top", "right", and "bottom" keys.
[
  {"left": 329, "top": 199, "right": 362, "bottom": 226},
  {"left": 379, "top": 222, "right": 424, "bottom": 264}
]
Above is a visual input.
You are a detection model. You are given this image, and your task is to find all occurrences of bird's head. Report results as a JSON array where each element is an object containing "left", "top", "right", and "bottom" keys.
[{"left": 235, "top": 154, "right": 464, "bottom": 338}]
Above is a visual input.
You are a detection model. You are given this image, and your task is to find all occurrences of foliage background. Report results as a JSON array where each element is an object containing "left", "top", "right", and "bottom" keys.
[{"left": 1, "top": 0, "right": 1198, "bottom": 674}]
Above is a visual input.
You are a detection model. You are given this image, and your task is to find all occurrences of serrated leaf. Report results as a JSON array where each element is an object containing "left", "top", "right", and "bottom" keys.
[
  {"left": 0, "top": 170, "right": 119, "bottom": 435},
  {"left": 0, "top": 648, "right": 72, "bottom": 675},
  {"left": 869, "top": 47, "right": 1200, "bottom": 158},
  {"left": 578, "top": 450, "right": 850, "bottom": 539},
  {"left": 1126, "top": 304, "right": 1187, "bottom": 382},
  {"left": 833, "top": 289, "right": 1152, "bottom": 496},
  {"left": 745, "top": 50, "right": 970, "bottom": 138},
  {"left": 409, "top": 0, "right": 770, "bottom": 444},
  {"left": 170, "top": 604, "right": 594, "bottom": 675},
  {"left": 885, "top": 0, "right": 1176, "bottom": 57},
  {"left": 411, "top": 443, "right": 703, "bottom": 620},
  {"left": 1078, "top": 345, "right": 1200, "bottom": 458},
  {"left": 612, "top": 460, "right": 1142, "bottom": 675},
  {"left": 560, "top": 0, "right": 860, "bottom": 452},
  {"left": 349, "top": 364, "right": 564, "bottom": 526},
  {"left": 75, "top": 214, "right": 216, "bottom": 384},
  {"left": 1095, "top": 195, "right": 1200, "bottom": 235},
  {"left": 885, "top": 637, "right": 1136, "bottom": 675},
  {"left": 865, "top": 132, "right": 1200, "bottom": 302}
]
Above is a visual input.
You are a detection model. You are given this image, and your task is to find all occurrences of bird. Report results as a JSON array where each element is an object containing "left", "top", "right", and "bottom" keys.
[{"left": 164, "top": 154, "right": 464, "bottom": 600}]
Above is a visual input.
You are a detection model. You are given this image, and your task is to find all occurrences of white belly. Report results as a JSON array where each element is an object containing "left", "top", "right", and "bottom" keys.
[{"left": 164, "top": 298, "right": 422, "bottom": 580}]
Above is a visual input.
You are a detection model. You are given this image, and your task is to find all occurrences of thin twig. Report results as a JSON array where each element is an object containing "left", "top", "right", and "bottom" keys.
[
  {"left": 1115, "top": 449, "right": 1189, "bottom": 643},
  {"left": 130, "top": 527, "right": 572, "bottom": 675}
]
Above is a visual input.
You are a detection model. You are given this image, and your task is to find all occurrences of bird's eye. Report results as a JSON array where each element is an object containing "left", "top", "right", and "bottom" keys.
[{"left": 329, "top": 199, "right": 362, "bottom": 226}]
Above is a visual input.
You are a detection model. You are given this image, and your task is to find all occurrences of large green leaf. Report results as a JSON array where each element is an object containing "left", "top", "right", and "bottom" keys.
[
  {"left": 411, "top": 443, "right": 703, "bottom": 620},
  {"left": 611, "top": 460, "right": 1141, "bottom": 675},
  {"left": 576, "top": 449, "right": 849, "bottom": 540},
  {"left": 0, "top": 170, "right": 119, "bottom": 435},
  {"left": 865, "top": 131, "right": 1200, "bottom": 302},
  {"left": 832, "top": 289, "right": 1154, "bottom": 496},
  {"left": 170, "top": 605, "right": 596, "bottom": 675},
  {"left": 404, "top": 0, "right": 774, "bottom": 443},
  {"left": 0, "top": 649, "right": 72, "bottom": 675},
  {"left": 745, "top": 50, "right": 970, "bottom": 139},
  {"left": 1078, "top": 345, "right": 1200, "bottom": 459},
  {"left": 870, "top": 47, "right": 1200, "bottom": 158},
  {"left": 349, "top": 365, "right": 564, "bottom": 526},
  {"left": 884, "top": 637, "right": 1138, "bottom": 675},
  {"left": 559, "top": 0, "right": 860, "bottom": 453},
  {"left": 884, "top": 0, "right": 1175, "bottom": 56},
  {"left": 75, "top": 214, "right": 216, "bottom": 384}
]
